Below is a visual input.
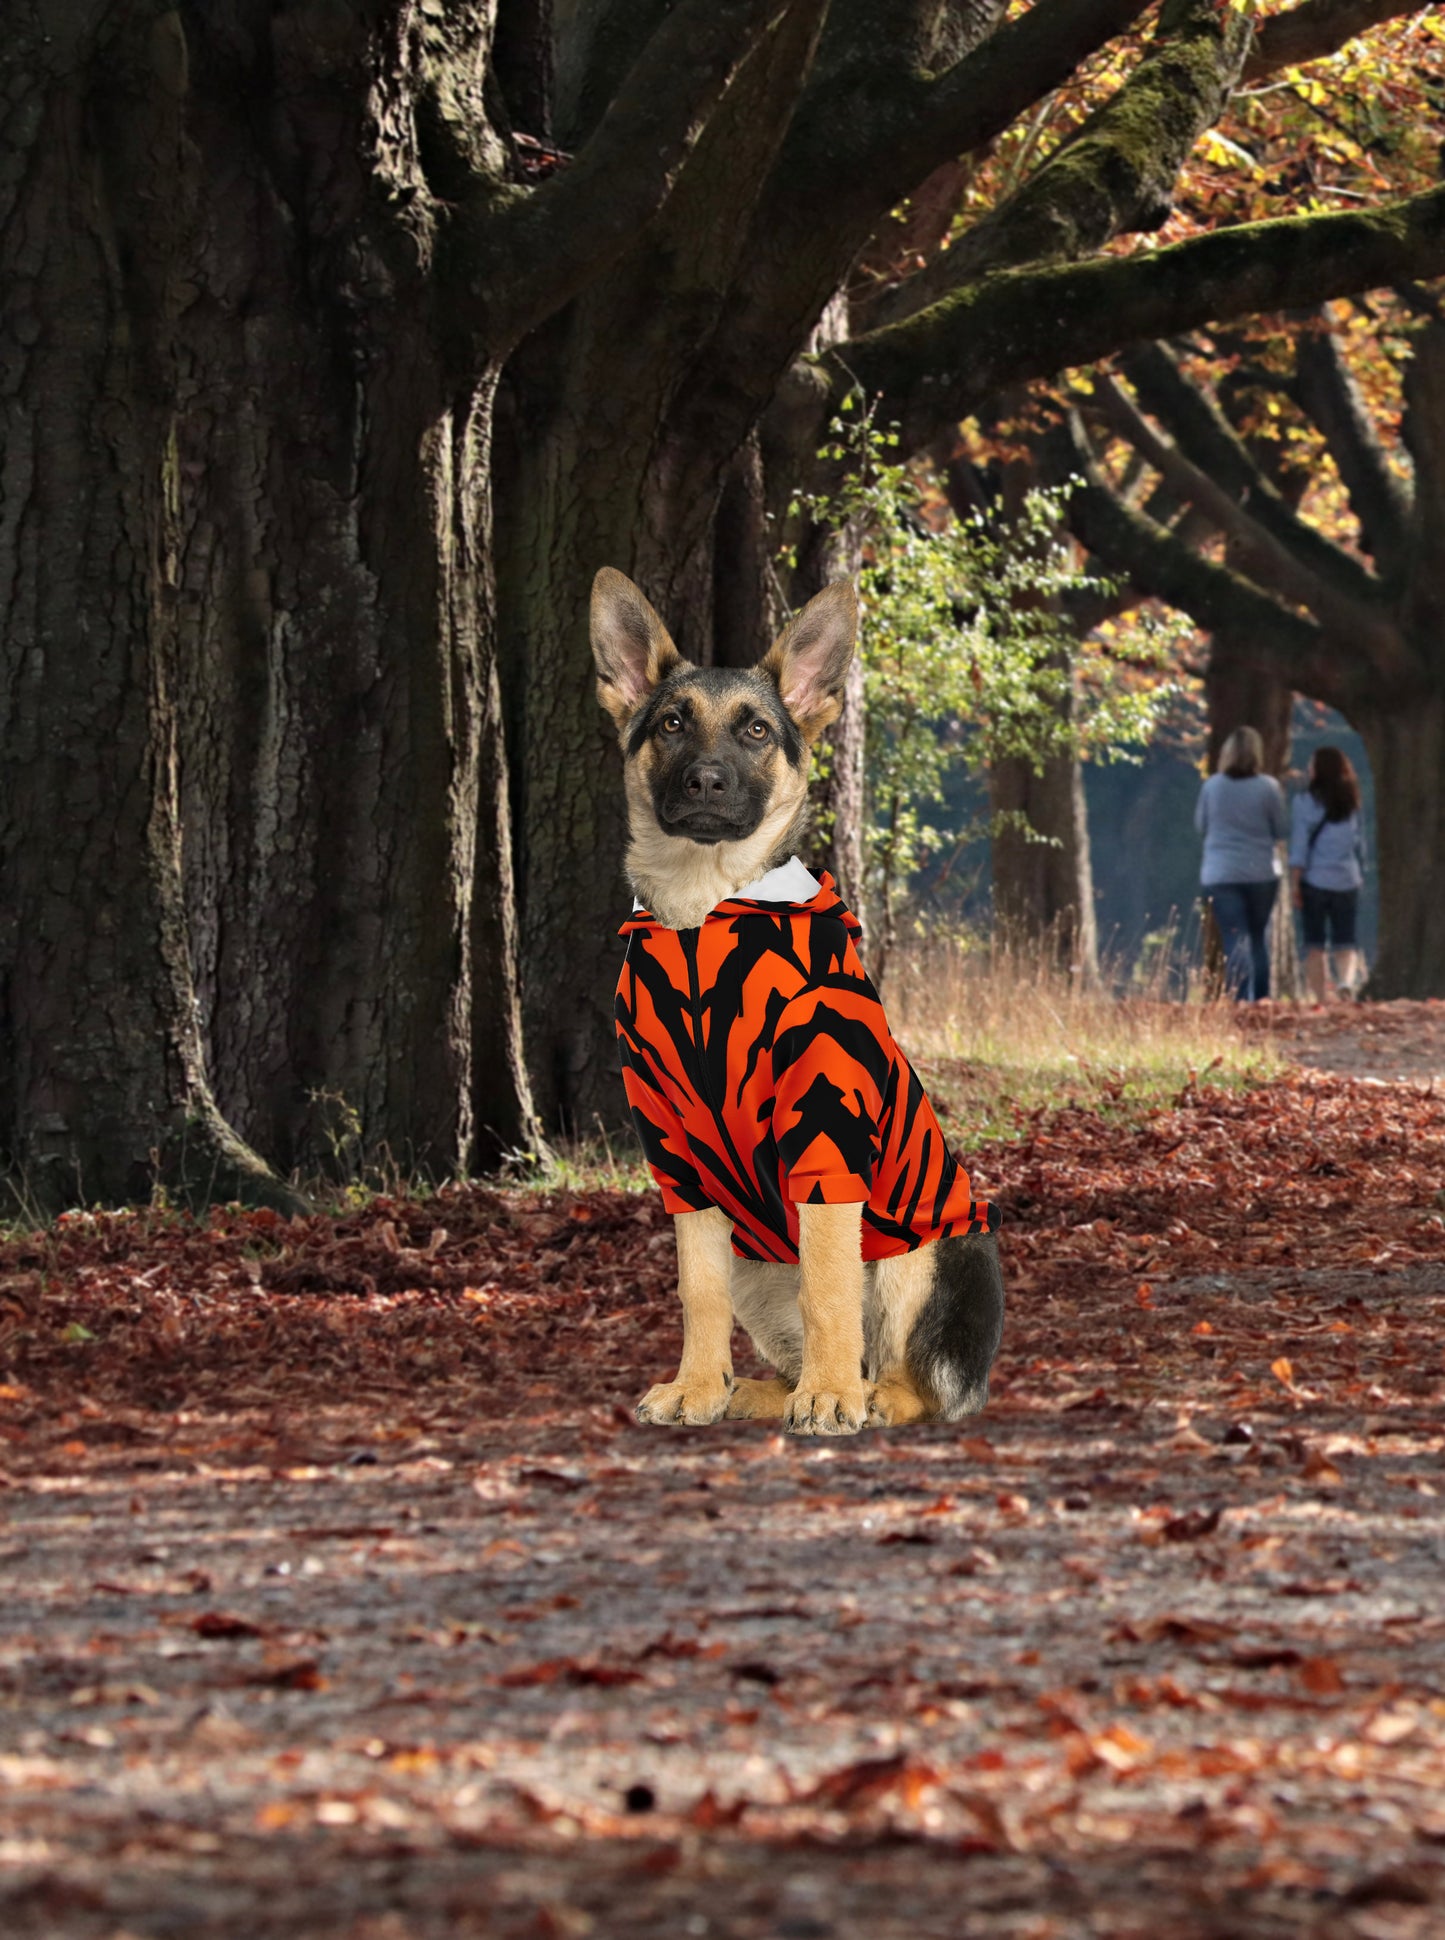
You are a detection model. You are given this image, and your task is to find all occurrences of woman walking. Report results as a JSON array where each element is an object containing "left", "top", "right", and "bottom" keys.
[
  {"left": 1290, "top": 746, "right": 1366, "bottom": 1002},
  {"left": 1195, "top": 727, "right": 1288, "bottom": 1001}
]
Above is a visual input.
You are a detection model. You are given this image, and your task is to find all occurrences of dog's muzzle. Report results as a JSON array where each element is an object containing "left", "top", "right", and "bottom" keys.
[{"left": 661, "top": 761, "right": 753, "bottom": 841}]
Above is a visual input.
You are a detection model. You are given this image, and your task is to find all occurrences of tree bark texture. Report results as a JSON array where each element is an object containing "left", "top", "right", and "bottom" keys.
[
  {"left": 0, "top": 3, "right": 538, "bottom": 1201},
  {"left": 814, "top": 652, "right": 868, "bottom": 926},
  {"left": 950, "top": 445, "right": 1101, "bottom": 980},
  {"left": 1360, "top": 698, "right": 1445, "bottom": 999},
  {"left": 989, "top": 743, "right": 1099, "bottom": 978},
  {"left": 0, "top": 7, "right": 302, "bottom": 1207},
  {"left": 782, "top": 470, "right": 866, "bottom": 931},
  {"left": 1203, "top": 639, "right": 1296, "bottom": 783}
]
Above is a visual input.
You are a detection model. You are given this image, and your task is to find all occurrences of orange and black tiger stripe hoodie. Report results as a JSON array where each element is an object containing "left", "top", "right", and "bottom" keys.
[{"left": 616, "top": 859, "right": 999, "bottom": 1264}]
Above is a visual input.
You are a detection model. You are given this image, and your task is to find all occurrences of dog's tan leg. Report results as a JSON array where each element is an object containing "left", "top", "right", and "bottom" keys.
[
  {"left": 785, "top": 1201, "right": 867, "bottom": 1436},
  {"left": 866, "top": 1246, "right": 938, "bottom": 1428},
  {"left": 636, "top": 1207, "right": 736, "bottom": 1426},
  {"left": 724, "top": 1374, "right": 792, "bottom": 1419}
]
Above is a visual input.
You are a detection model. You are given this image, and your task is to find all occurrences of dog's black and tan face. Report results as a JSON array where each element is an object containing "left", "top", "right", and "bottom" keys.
[
  {"left": 622, "top": 661, "right": 804, "bottom": 845},
  {"left": 590, "top": 570, "right": 857, "bottom": 911}
]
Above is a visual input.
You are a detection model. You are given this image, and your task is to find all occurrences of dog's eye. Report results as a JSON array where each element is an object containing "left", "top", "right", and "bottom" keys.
[
  {"left": 659, "top": 713, "right": 683, "bottom": 735},
  {"left": 746, "top": 720, "right": 769, "bottom": 740}
]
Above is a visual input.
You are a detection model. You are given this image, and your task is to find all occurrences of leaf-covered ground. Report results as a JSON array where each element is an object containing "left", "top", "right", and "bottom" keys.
[{"left": 3, "top": 1009, "right": 1445, "bottom": 1939}]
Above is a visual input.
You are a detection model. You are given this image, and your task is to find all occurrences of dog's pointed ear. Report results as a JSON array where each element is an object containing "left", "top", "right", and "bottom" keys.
[
  {"left": 591, "top": 568, "right": 682, "bottom": 728},
  {"left": 761, "top": 581, "right": 858, "bottom": 741}
]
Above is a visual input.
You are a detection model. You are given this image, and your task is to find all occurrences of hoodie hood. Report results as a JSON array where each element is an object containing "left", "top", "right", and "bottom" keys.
[{"left": 621, "top": 857, "right": 861, "bottom": 939}]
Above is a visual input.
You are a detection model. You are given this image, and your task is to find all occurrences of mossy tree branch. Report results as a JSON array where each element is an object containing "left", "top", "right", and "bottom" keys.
[
  {"left": 673, "top": 0, "right": 1154, "bottom": 416},
  {"left": 625, "top": 0, "right": 1160, "bottom": 553},
  {"left": 871, "top": 0, "right": 1253, "bottom": 327},
  {"left": 808, "top": 0, "right": 1006, "bottom": 81},
  {"left": 835, "top": 185, "right": 1445, "bottom": 447},
  {"left": 773, "top": 0, "right": 1153, "bottom": 219}
]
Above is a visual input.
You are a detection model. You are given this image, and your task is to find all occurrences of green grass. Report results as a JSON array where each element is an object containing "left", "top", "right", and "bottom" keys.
[{"left": 500, "top": 1135, "right": 653, "bottom": 1198}]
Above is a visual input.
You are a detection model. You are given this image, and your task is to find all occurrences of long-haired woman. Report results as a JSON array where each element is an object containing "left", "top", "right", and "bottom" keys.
[
  {"left": 1289, "top": 746, "right": 1366, "bottom": 1001},
  {"left": 1195, "top": 727, "right": 1288, "bottom": 1001}
]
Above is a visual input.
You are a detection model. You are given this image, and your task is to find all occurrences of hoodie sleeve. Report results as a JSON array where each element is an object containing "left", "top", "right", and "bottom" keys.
[
  {"left": 619, "top": 1059, "right": 712, "bottom": 1214},
  {"left": 615, "top": 943, "right": 713, "bottom": 1216},
  {"left": 772, "top": 945, "right": 892, "bottom": 1205}
]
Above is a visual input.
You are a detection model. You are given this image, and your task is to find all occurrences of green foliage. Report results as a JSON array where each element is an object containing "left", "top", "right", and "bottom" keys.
[{"left": 790, "top": 394, "right": 1179, "bottom": 946}]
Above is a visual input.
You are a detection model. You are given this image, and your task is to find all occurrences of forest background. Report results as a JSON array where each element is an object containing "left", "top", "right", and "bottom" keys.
[{"left": 3, "top": 0, "right": 1445, "bottom": 1214}]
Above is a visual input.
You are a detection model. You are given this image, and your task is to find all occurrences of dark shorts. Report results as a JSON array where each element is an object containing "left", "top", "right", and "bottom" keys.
[{"left": 1300, "top": 884, "right": 1358, "bottom": 950}]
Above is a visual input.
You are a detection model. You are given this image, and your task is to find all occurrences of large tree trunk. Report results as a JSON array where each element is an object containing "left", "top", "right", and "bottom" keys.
[
  {"left": 974, "top": 451, "right": 1098, "bottom": 979},
  {"left": 496, "top": 0, "right": 844, "bottom": 1134},
  {"left": 1361, "top": 695, "right": 1445, "bottom": 998},
  {"left": 0, "top": 4, "right": 538, "bottom": 1205},
  {"left": 711, "top": 433, "right": 784, "bottom": 671},
  {"left": 0, "top": 8, "right": 296, "bottom": 1207},
  {"left": 988, "top": 736, "right": 1099, "bottom": 976},
  {"left": 814, "top": 654, "right": 868, "bottom": 921},
  {"left": 493, "top": 333, "right": 656, "bottom": 1136},
  {"left": 495, "top": 229, "right": 794, "bottom": 1131},
  {"left": 1203, "top": 638, "right": 1294, "bottom": 776}
]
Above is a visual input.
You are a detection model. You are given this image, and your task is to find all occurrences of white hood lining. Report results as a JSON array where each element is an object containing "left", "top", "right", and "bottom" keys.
[{"left": 633, "top": 855, "right": 821, "bottom": 914}]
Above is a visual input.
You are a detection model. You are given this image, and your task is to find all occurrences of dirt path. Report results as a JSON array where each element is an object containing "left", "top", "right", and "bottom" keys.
[
  {"left": 1260, "top": 997, "right": 1445, "bottom": 1086},
  {"left": 3, "top": 1071, "right": 1444, "bottom": 1940}
]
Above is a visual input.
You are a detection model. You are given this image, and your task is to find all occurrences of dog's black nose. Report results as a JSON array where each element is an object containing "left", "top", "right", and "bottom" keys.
[{"left": 683, "top": 762, "right": 730, "bottom": 800}]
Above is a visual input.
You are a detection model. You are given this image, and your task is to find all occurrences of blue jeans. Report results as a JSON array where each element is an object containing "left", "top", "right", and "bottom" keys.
[{"left": 1209, "top": 880, "right": 1277, "bottom": 1001}]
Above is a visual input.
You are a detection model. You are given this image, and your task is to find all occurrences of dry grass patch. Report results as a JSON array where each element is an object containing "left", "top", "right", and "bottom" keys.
[
  {"left": 887, "top": 942, "right": 1278, "bottom": 1149},
  {"left": 527, "top": 945, "right": 1277, "bottom": 1193}
]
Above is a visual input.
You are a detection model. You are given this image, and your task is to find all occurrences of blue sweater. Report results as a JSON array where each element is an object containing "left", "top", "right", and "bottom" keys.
[
  {"left": 1288, "top": 793, "right": 1365, "bottom": 891},
  {"left": 1195, "top": 773, "right": 1287, "bottom": 887}
]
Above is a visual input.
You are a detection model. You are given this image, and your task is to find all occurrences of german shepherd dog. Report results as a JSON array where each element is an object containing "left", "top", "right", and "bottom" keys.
[{"left": 592, "top": 568, "right": 1004, "bottom": 1436}]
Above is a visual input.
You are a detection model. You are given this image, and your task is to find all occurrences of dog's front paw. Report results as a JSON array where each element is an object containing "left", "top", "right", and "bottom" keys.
[
  {"left": 635, "top": 1374, "right": 732, "bottom": 1426},
  {"left": 784, "top": 1382, "right": 867, "bottom": 1437}
]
